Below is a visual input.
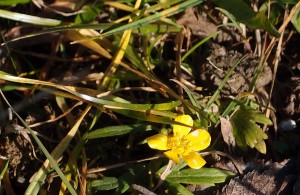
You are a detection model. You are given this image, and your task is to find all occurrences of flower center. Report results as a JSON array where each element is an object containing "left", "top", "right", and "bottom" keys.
[{"left": 167, "top": 134, "right": 192, "bottom": 156}]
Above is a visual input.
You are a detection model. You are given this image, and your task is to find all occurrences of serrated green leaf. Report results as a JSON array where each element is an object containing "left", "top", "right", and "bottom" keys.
[
  {"left": 243, "top": 123, "right": 258, "bottom": 148},
  {"left": 230, "top": 107, "right": 270, "bottom": 154},
  {"left": 255, "top": 139, "right": 267, "bottom": 154},
  {"left": 214, "top": 0, "right": 280, "bottom": 37},
  {"left": 86, "top": 124, "right": 152, "bottom": 139},
  {"left": 248, "top": 112, "right": 273, "bottom": 125},
  {"left": 231, "top": 125, "right": 248, "bottom": 150},
  {"left": 244, "top": 121, "right": 268, "bottom": 148},
  {"left": 88, "top": 177, "right": 119, "bottom": 193},
  {"left": 167, "top": 168, "right": 235, "bottom": 186},
  {"left": 233, "top": 107, "right": 272, "bottom": 125}
]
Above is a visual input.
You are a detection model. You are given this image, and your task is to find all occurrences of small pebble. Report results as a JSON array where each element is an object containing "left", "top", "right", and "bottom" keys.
[
  {"left": 17, "top": 176, "right": 26, "bottom": 184},
  {"left": 279, "top": 119, "right": 297, "bottom": 131}
]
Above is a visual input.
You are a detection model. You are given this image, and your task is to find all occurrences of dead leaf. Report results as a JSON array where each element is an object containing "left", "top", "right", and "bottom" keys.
[{"left": 220, "top": 116, "right": 235, "bottom": 147}]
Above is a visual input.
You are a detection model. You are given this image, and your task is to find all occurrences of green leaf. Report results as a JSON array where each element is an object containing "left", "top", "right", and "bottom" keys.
[
  {"left": 214, "top": 0, "right": 280, "bottom": 37},
  {"left": 248, "top": 111, "right": 273, "bottom": 125},
  {"left": 0, "top": 0, "right": 30, "bottom": 5},
  {"left": 230, "top": 107, "right": 271, "bottom": 154},
  {"left": 164, "top": 180, "right": 193, "bottom": 195},
  {"left": 115, "top": 179, "right": 130, "bottom": 194},
  {"left": 259, "top": 2, "right": 283, "bottom": 26},
  {"left": 75, "top": 5, "right": 101, "bottom": 24},
  {"left": 167, "top": 168, "right": 235, "bottom": 186},
  {"left": 255, "top": 139, "right": 267, "bottom": 154},
  {"left": 115, "top": 165, "right": 149, "bottom": 194},
  {"left": 87, "top": 177, "right": 119, "bottom": 194},
  {"left": 86, "top": 124, "right": 153, "bottom": 139},
  {"left": 291, "top": 7, "right": 300, "bottom": 33}
]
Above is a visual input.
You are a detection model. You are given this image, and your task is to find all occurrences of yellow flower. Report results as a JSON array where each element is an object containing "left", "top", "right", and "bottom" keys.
[{"left": 147, "top": 115, "right": 211, "bottom": 169}]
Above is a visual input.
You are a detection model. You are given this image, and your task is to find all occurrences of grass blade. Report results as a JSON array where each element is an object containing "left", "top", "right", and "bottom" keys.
[
  {"left": 0, "top": 9, "right": 61, "bottom": 26},
  {"left": 85, "top": 0, "right": 205, "bottom": 39}
]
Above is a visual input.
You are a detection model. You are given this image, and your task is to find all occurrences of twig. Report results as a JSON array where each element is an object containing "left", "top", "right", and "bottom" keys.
[
  {"left": 200, "top": 150, "right": 245, "bottom": 175},
  {"left": 29, "top": 101, "right": 83, "bottom": 128},
  {"left": 132, "top": 184, "right": 157, "bottom": 195},
  {"left": 253, "top": 1, "right": 262, "bottom": 56},
  {"left": 87, "top": 155, "right": 163, "bottom": 174},
  {"left": 153, "top": 160, "right": 174, "bottom": 191}
]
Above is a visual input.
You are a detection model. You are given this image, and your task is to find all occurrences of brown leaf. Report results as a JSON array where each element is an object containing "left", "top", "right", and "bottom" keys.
[{"left": 220, "top": 116, "right": 235, "bottom": 147}]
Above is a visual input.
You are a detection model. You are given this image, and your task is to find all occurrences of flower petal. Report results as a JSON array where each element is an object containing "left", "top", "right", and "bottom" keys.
[
  {"left": 147, "top": 134, "right": 169, "bottom": 150},
  {"left": 173, "top": 115, "right": 193, "bottom": 136},
  {"left": 186, "top": 129, "right": 211, "bottom": 151},
  {"left": 164, "top": 150, "right": 179, "bottom": 163},
  {"left": 182, "top": 152, "right": 206, "bottom": 169}
]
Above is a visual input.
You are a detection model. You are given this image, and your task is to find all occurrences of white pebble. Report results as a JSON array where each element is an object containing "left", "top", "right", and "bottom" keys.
[{"left": 279, "top": 119, "right": 297, "bottom": 131}]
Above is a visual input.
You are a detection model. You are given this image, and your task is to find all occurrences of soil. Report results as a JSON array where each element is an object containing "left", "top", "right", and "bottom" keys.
[
  {"left": 0, "top": 133, "right": 34, "bottom": 194},
  {"left": 196, "top": 43, "right": 273, "bottom": 95},
  {"left": 218, "top": 160, "right": 298, "bottom": 195},
  {"left": 0, "top": 134, "right": 32, "bottom": 175}
]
